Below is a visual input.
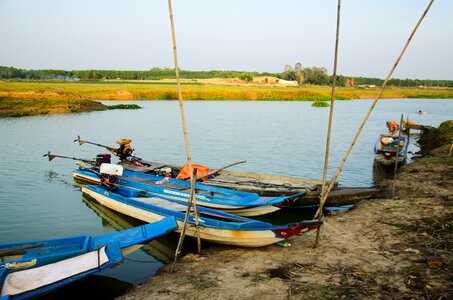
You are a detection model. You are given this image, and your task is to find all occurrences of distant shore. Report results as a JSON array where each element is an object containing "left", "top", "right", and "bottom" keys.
[{"left": 1, "top": 80, "right": 452, "bottom": 117}]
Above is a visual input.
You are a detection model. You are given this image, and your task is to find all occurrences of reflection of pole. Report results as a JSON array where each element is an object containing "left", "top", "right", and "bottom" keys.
[
  {"left": 392, "top": 114, "right": 404, "bottom": 197},
  {"left": 314, "top": 0, "right": 435, "bottom": 220},
  {"left": 314, "top": 0, "right": 341, "bottom": 249}
]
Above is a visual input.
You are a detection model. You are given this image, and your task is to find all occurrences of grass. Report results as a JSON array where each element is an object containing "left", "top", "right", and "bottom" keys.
[
  {"left": 1, "top": 80, "right": 453, "bottom": 102},
  {"left": 1, "top": 80, "right": 452, "bottom": 117},
  {"left": 311, "top": 101, "right": 330, "bottom": 107},
  {"left": 0, "top": 96, "right": 107, "bottom": 117}
]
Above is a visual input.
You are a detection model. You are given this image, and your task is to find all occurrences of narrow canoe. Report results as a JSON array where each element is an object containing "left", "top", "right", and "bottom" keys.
[
  {"left": 73, "top": 168, "right": 305, "bottom": 216},
  {"left": 81, "top": 185, "right": 322, "bottom": 248}
]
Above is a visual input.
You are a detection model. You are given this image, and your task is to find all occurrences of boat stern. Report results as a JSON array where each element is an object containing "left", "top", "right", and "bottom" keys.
[{"left": 273, "top": 221, "right": 322, "bottom": 239}]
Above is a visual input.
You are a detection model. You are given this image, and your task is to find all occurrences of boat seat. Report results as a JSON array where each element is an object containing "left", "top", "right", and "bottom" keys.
[
  {"left": 126, "top": 176, "right": 188, "bottom": 191},
  {"left": 132, "top": 197, "right": 187, "bottom": 212}
]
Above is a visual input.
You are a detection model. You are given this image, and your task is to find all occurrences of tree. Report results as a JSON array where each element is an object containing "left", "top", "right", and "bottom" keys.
[{"left": 282, "top": 65, "right": 297, "bottom": 81}]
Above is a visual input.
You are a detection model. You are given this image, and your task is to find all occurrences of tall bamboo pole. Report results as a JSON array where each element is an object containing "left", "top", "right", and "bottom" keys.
[
  {"left": 167, "top": 0, "right": 201, "bottom": 265},
  {"left": 314, "top": 0, "right": 435, "bottom": 220},
  {"left": 167, "top": 0, "right": 193, "bottom": 178},
  {"left": 314, "top": 0, "right": 342, "bottom": 248},
  {"left": 171, "top": 168, "right": 201, "bottom": 273}
]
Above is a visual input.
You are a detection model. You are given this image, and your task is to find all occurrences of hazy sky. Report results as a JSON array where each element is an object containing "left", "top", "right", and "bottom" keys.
[{"left": 0, "top": 0, "right": 451, "bottom": 79}]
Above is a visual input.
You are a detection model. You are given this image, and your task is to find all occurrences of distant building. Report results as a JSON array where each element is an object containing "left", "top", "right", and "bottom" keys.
[{"left": 277, "top": 79, "right": 298, "bottom": 86}]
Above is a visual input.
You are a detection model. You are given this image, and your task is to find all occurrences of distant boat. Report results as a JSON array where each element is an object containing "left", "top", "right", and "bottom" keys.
[
  {"left": 374, "top": 133, "right": 409, "bottom": 166},
  {"left": 0, "top": 217, "right": 178, "bottom": 300},
  {"left": 73, "top": 167, "right": 305, "bottom": 217},
  {"left": 81, "top": 184, "right": 322, "bottom": 247},
  {"left": 416, "top": 110, "right": 427, "bottom": 115}
]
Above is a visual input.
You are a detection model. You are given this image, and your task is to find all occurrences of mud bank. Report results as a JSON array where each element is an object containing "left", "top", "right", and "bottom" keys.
[{"left": 120, "top": 122, "right": 452, "bottom": 300}]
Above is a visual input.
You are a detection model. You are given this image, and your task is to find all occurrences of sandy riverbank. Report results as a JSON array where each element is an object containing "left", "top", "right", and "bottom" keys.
[{"left": 119, "top": 122, "right": 452, "bottom": 299}]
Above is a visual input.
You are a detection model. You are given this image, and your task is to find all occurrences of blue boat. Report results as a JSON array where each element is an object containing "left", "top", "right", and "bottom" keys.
[
  {"left": 0, "top": 217, "right": 177, "bottom": 300},
  {"left": 74, "top": 167, "right": 305, "bottom": 217},
  {"left": 374, "top": 133, "right": 409, "bottom": 166},
  {"left": 82, "top": 184, "right": 322, "bottom": 247}
]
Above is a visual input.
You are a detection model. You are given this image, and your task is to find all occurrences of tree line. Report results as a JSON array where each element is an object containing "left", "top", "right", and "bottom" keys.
[
  {"left": 279, "top": 63, "right": 453, "bottom": 87},
  {"left": 1, "top": 65, "right": 452, "bottom": 87}
]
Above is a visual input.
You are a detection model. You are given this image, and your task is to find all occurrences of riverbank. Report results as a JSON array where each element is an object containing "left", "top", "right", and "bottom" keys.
[
  {"left": 1, "top": 80, "right": 453, "bottom": 117},
  {"left": 119, "top": 121, "right": 452, "bottom": 299}
]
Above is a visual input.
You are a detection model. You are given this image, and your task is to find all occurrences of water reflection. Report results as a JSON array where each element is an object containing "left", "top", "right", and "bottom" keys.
[{"left": 82, "top": 196, "right": 179, "bottom": 264}]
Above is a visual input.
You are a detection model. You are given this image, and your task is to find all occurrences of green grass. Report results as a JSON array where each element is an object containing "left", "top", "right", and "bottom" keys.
[{"left": 0, "top": 81, "right": 452, "bottom": 118}]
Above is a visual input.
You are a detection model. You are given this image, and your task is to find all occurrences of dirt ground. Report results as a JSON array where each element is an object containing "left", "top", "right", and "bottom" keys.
[{"left": 120, "top": 133, "right": 452, "bottom": 299}]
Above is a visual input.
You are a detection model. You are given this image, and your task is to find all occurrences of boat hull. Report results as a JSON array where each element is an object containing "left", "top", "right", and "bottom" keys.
[
  {"left": 374, "top": 133, "right": 409, "bottom": 167},
  {"left": 73, "top": 169, "right": 283, "bottom": 217},
  {"left": 81, "top": 186, "right": 321, "bottom": 248},
  {"left": 0, "top": 218, "right": 177, "bottom": 299}
]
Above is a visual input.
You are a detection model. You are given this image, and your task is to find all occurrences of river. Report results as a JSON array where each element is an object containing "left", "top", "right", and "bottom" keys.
[{"left": 0, "top": 99, "right": 451, "bottom": 298}]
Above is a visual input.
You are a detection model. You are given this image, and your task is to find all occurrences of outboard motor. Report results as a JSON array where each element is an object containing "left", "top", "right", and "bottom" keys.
[
  {"left": 95, "top": 154, "right": 111, "bottom": 167},
  {"left": 116, "top": 138, "right": 134, "bottom": 160},
  {"left": 99, "top": 163, "right": 124, "bottom": 186}
]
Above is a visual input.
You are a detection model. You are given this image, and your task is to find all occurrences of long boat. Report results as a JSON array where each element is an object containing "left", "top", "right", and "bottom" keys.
[
  {"left": 81, "top": 184, "right": 322, "bottom": 248},
  {"left": 72, "top": 136, "right": 329, "bottom": 200},
  {"left": 374, "top": 133, "right": 410, "bottom": 167},
  {"left": 73, "top": 167, "right": 305, "bottom": 217},
  {"left": 0, "top": 217, "right": 177, "bottom": 300}
]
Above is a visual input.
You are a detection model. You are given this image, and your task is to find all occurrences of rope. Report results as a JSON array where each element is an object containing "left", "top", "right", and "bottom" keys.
[{"left": 314, "top": 0, "right": 435, "bottom": 220}]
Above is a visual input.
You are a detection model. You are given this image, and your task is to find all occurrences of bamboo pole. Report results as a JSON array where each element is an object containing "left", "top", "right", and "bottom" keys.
[
  {"left": 167, "top": 0, "right": 201, "bottom": 269},
  {"left": 392, "top": 114, "right": 404, "bottom": 196},
  {"left": 167, "top": 0, "right": 194, "bottom": 181},
  {"left": 171, "top": 168, "right": 200, "bottom": 272},
  {"left": 171, "top": 169, "right": 195, "bottom": 273},
  {"left": 190, "top": 169, "right": 202, "bottom": 254},
  {"left": 314, "top": 0, "right": 435, "bottom": 220},
  {"left": 314, "top": 0, "right": 342, "bottom": 248}
]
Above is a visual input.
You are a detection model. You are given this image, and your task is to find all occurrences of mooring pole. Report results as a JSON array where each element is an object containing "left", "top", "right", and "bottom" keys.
[
  {"left": 167, "top": 0, "right": 201, "bottom": 271},
  {"left": 392, "top": 114, "right": 404, "bottom": 197},
  {"left": 314, "top": 0, "right": 341, "bottom": 248},
  {"left": 171, "top": 168, "right": 200, "bottom": 273}
]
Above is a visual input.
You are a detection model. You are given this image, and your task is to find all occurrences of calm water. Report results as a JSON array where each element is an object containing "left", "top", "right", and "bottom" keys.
[{"left": 0, "top": 99, "right": 451, "bottom": 297}]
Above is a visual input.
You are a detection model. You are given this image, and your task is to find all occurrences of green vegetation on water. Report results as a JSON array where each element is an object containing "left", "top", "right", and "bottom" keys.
[
  {"left": 107, "top": 104, "right": 142, "bottom": 110},
  {"left": 311, "top": 101, "right": 330, "bottom": 107}
]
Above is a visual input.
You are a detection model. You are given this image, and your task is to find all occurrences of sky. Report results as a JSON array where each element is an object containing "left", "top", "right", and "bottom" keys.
[{"left": 0, "top": 0, "right": 451, "bottom": 80}]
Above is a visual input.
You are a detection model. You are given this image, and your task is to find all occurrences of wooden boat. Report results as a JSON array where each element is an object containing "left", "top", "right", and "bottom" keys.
[
  {"left": 73, "top": 167, "right": 306, "bottom": 217},
  {"left": 111, "top": 158, "right": 375, "bottom": 206},
  {"left": 374, "top": 133, "right": 409, "bottom": 166},
  {"left": 70, "top": 137, "right": 377, "bottom": 206},
  {"left": 0, "top": 217, "right": 178, "bottom": 300},
  {"left": 81, "top": 184, "right": 322, "bottom": 248}
]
